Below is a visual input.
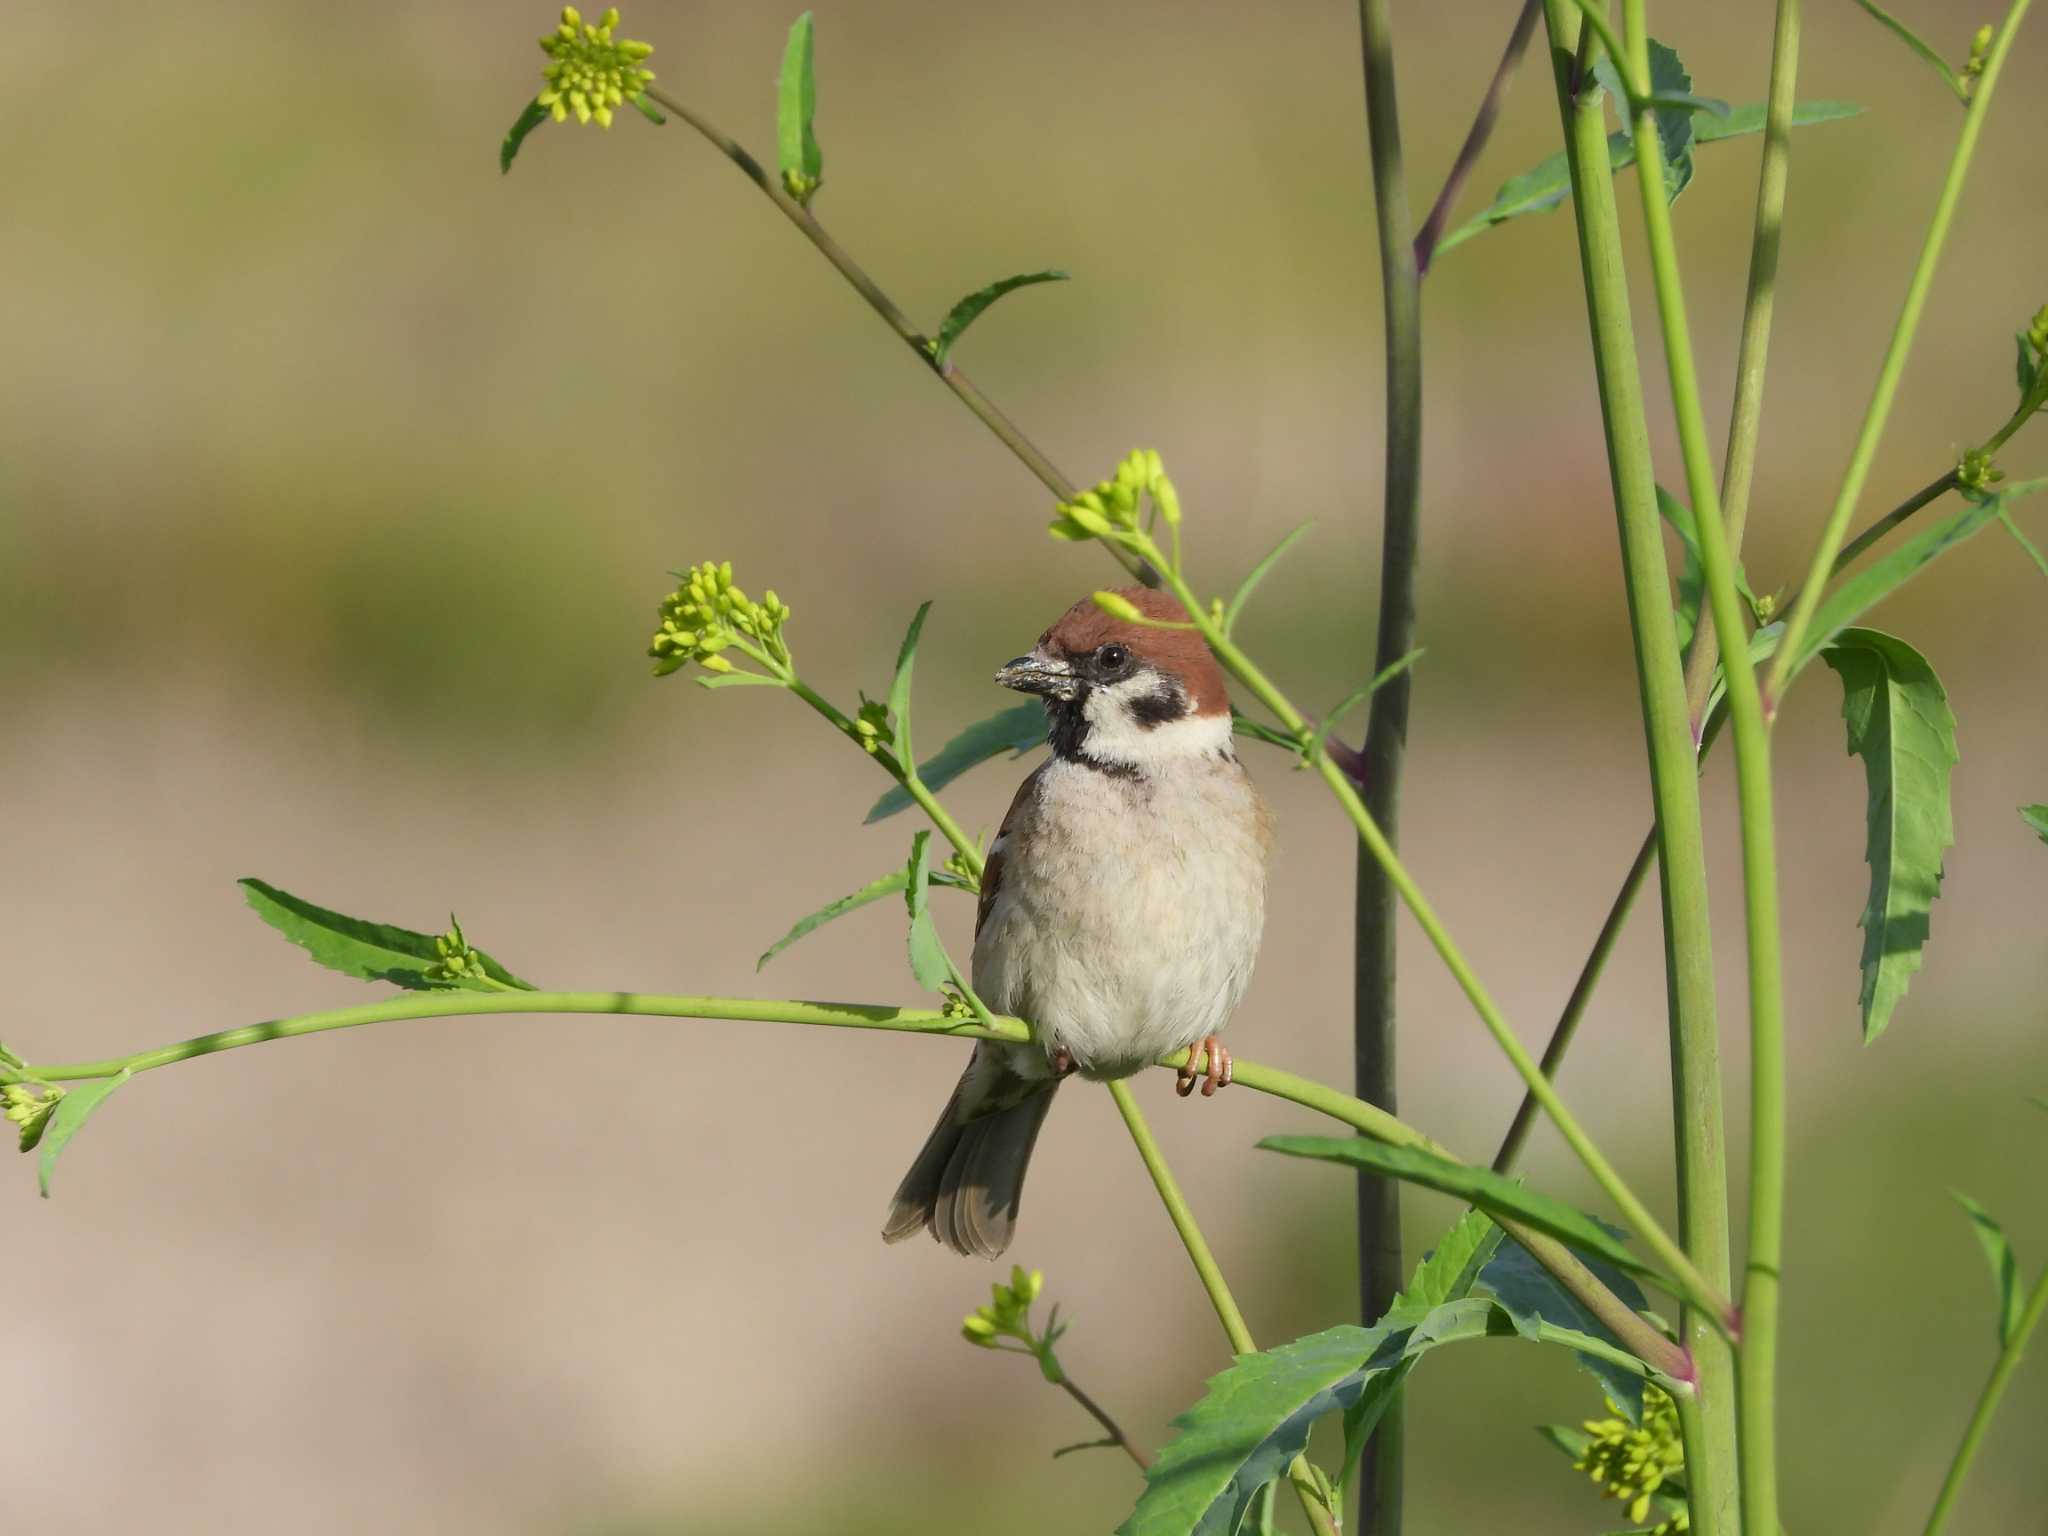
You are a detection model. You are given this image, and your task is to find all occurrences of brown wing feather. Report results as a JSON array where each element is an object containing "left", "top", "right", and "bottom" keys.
[{"left": 976, "top": 763, "right": 1045, "bottom": 940}]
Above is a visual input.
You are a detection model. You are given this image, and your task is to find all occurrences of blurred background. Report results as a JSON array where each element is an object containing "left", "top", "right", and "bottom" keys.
[{"left": 4, "top": 0, "right": 2045, "bottom": 1530}]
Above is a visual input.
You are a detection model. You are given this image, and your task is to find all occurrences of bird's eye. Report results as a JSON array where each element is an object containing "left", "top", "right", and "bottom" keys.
[{"left": 1097, "top": 643, "right": 1131, "bottom": 673}]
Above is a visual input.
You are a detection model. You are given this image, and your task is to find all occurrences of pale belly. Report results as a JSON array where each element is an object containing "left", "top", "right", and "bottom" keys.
[{"left": 970, "top": 757, "right": 1271, "bottom": 1079}]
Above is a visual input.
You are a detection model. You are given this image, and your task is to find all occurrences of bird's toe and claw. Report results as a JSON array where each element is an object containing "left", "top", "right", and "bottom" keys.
[{"left": 1175, "top": 1036, "right": 1232, "bottom": 1098}]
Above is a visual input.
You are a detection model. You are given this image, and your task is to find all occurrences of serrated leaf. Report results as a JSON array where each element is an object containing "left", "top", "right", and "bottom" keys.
[
  {"left": 2022, "top": 805, "right": 2048, "bottom": 845},
  {"left": 1222, "top": 523, "right": 1313, "bottom": 636},
  {"left": 1256, "top": 1136, "right": 1656, "bottom": 1280},
  {"left": 931, "top": 271, "right": 1070, "bottom": 365},
  {"left": 887, "top": 602, "right": 933, "bottom": 764},
  {"left": 1432, "top": 100, "right": 1862, "bottom": 258},
  {"left": 1339, "top": 1211, "right": 1503, "bottom": 1495},
  {"left": 904, "top": 831, "right": 952, "bottom": 991},
  {"left": 1850, "top": 0, "right": 1967, "bottom": 98},
  {"left": 1623, "top": 41, "right": 1702, "bottom": 201},
  {"left": 39, "top": 1069, "right": 131, "bottom": 1197},
  {"left": 865, "top": 702, "right": 1046, "bottom": 823},
  {"left": 1480, "top": 1228, "right": 1653, "bottom": 1420},
  {"left": 1820, "top": 630, "right": 1957, "bottom": 1042},
  {"left": 500, "top": 99, "right": 548, "bottom": 175},
  {"left": 1952, "top": 1192, "right": 2024, "bottom": 1346},
  {"left": 776, "top": 12, "right": 823, "bottom": 201},
  {"left": 758, "top": 866, "right": 974, "bottom": 970},
  {"left": 239, "top": 879, "right": 534, "bottom": 992}
]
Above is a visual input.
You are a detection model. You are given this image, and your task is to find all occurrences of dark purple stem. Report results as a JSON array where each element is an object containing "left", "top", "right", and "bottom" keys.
[{"left": 1413, "top": 0, "right": 1545, "bottom": 276}]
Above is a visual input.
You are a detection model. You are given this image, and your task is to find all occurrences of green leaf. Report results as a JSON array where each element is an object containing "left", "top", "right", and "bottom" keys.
[
  {"left": 1850, "top": 0, "right": 1967, "bottom": 99},
  {"left": 931, "top": 271, "right": 1071, "bottom": 365},
  {"left": 1820, "top": 629, "right": 1957, "bottom": 1043},
  {"left": 239, "top": 878, "right": 535, "bottom": 992},
  {"left": 2018, "top": 334, "right": 2039, "bottom": 400},
  {"left": 1798, "top": 486, "right": 2034, "bottom": 671},
  {"left": 1256, "top": 1135, "right": 1656, "bottom": 1280},
  {"left": 628, "top": 94, "right": 667, "bottom": 126},
  {"left": 1432, "top": 100, "right": 1862, "bottom": 258},
  {"left": 1308, "top": 650, "right": 1425, "bottom": 761},
  {"left": 886, "top": 601, "right": 933, "bottom": 765},
  {"left": 776, "top": 11, "right": 823, "bottom": 202},
  {"left": 865, "top": 702, "right": 1046, "bottom": 823},
  {"left": 1658, "top": 484, "right": 1758, "bottom": 608},
  {"left": 1338, "top": 1210, "right": 1503, "bottom": 1496},
  {"left": 758, "top": 866, "right": 974, "bottom": 970},
  {"left": 1222, "top": 523, "right": 1313, "bottom": 636},
  {"left": 1229, "top": 712, "right": 1304, "bottom": 754},
  {"left": 1479, "top": 1227, "right": 1652, "bottom": 1419},
  {"left": 2022, "top": 805, "right": 2048, "bottom": 845},
  {"left": 694, "top": 671, "right": 786, "bottom": 689},
  {"left": 1535, "top": 1423, "right": 1596, "bottom": 1462},
  {"left": 500, "top": 99, "right": 548, "bottom": 175},
  {"left": 39, "top": 1069, "right": 132, "bottom": 1197},
  {"left": 903, "top": 831, "right": 952, "bottom": 991},
  {"left": 1952, "top": 1192, "right": 2024, "bottom": 1346},
  {"left": 1998, "top": 506, "right": 2048, "bottom": 583},
  {"left": 1628, "top": 41, "right": 1704, "bottom": 200}
]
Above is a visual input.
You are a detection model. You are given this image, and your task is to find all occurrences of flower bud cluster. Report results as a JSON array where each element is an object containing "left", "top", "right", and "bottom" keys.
[
  {"left": 4, "top": 1081, "right": 65, "bottom": 1153},
  {"left": 1957, "top": 446, "right": 2004, "bottom": 494},
  {"left": 537, "top": 7, "right": 655, "bottom": 128},
  {"left": 961, "top": 1264, "right": 1045, "bottom": 1347},
  {"left": 853, "top": 696, "right": 893, "bottom": 754},
  {"left": 1050, "top": 449, "right": 1180, "bottom": 544},
  {"left": 425, "top": 918, "right": 488, "bottom": 986},
  {"left": 1961, "top": 23, "right": 1995, "bottom": 94},
  {"left": 649, "top": 562, "right": 793, "bottom": 679},
  {"left": 1573, "top": 1386, "right": 1687, "bottom": 1531}
]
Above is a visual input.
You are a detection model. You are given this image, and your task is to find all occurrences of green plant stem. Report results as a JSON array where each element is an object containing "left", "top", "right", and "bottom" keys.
[
  {"left": 1046, "top": 1371, "right": 1153, "bottom": 1471},
  {"left": 1679, "top": 0, "right": 1801, "bottom": 731},
  {"left": 1106, "top": 1080, "right": 1340, "bottom": 1536},
  {"left": 1351, "top": 0, "right": 1422, "bottom": 1526},
  {"left": 1922, "top": 1265, "right": 2048, "bottom": 1536},
  {"left": 1618, "top": 2, "right": 1791, "bottom": 1530},
  {"left": 1413, "top": 0, "right": 1543, "bottom": 276},
  {"left": 1533, "top": 8, "right": 1743, "bottom": 1525},
  {"left": 1763, "top": 1, "right": 2031, "bottom": 702},
  {"left": 638, "top": 85, "right": 1150, "bottom": 584},
  {"left": 1128, "top": 541, "right": 1736, "bottom": 1338},
  {"left": 25, "top": 984, "right": 1688, "bottom": 1380}
]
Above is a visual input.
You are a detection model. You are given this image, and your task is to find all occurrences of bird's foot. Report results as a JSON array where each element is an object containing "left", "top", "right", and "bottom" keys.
[
  {"left": 1175, "top": 1036, "right": 1232, "bottom": 1098},
  {"left": 1049, "top": 1045, "right": 1077, "bottom": 1079}
]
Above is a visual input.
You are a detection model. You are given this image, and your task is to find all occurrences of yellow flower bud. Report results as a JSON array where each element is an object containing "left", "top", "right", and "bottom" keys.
[{"left": 1092, "top": 591, "right": 1144, "bottom": 622}]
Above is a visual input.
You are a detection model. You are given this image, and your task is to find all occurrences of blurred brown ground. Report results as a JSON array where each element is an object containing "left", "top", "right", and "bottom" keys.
[{"left": 3, "top": 0, "right": 2046, "bottom": 1531}]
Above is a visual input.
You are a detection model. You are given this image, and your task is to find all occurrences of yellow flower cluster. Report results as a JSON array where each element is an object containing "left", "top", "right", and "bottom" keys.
[
  {"left": 649, "top": 562, "right": 793, "bottom": 679},
  {"left": 1574, "top": 1386, "right": 1688, "bottom": 1530},
  {"left": 961, "top": 1265, "right": 1045, "bottom": 1347},
  {"left": 1050, "top": 448, "right": 1180, "bottom": 543},
  {"left": 537, "top": 6, "right": 655, "bottom": 128},
  {"left": 1960, "top": 22, "right": 1995, "bottom": 94},
  {"left": 4, "top": 1081, "right": 65, "bottom": 1153},
  {"left": 425, "top": 918, "right": 488, "bottom": 986}
]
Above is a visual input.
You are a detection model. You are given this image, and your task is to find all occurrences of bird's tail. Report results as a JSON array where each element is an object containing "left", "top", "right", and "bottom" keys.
[{"left": 882, "top": 1050, "right": 1059, "bottom": 1259}]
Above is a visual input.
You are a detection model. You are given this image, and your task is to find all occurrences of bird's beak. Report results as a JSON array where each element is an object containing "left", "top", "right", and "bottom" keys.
[{"left": 996, "top": 651, "right": 1078, "bottom": 702}]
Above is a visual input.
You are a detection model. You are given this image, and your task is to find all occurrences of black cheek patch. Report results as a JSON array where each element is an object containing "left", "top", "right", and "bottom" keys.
[{"left": 1129, "top": 682, "right": 1185, "bottom": 729}]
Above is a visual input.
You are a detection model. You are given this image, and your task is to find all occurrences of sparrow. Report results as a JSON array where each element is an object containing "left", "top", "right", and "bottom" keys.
[{"left": 882, "top": 587, "right": 1274, "bottom": 1258}]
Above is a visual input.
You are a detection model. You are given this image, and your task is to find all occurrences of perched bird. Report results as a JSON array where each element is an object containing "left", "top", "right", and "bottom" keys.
[{"left": 882, "top": 587, "right": 1274, "bottom": 1258}]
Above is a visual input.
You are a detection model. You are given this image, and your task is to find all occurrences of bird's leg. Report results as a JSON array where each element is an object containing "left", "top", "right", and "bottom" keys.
[
  {"left": 1176, "top": 1036, "right": 1232, "bottom": 1098},
  {"left": 1049, "top": 1045, "right": 1077, "bottom": 1078}
]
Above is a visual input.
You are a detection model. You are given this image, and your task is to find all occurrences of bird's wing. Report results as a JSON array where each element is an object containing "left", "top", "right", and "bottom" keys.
[{"left": 976, "top": 763, "right": 1046, "bottom": 941}]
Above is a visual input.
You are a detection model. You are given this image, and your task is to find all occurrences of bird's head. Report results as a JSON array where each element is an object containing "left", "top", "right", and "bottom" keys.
[{"left": 996, "top": 588, "right": 1233, "bottom": 772}]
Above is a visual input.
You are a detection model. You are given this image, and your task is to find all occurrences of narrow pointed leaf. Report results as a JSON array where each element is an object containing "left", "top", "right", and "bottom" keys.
[
  {"left": 1308, "top": 649, "right": 1424, "bottom": 760},
  {"left": 2018, "top": 334, "right": 2039, "bottom": 399},
  {"left": 1952, "top": 1192, "right": 2024, "bottom": 1345},
  {"left": 758, "top": 866, "right": 973, "bottom": 969},
  {"left": 932, "top": 271, "right": 1070, "bottom": 365},
  {"left": 628, "top": 93, "right": 666, "bottom": 126},
  {"left": 39, "top": 1069, "right": 132, "bottom": 1197},
  {"left": 500, "top": 99, "right": 548, "bottom": 175},
  {"left": 239, "top": 878, "right": 534, "bottom": 992},
  {"left": 866, "top": 702, "right": 1046, "bottom": 823},
  {"left": 1820, "top": 629, "right": 1957, "bottom": 1042},
  {"left": 1850, "top": 0, "right": 1967, "bottom": 98},
  {"left": 885, "top": 601, "right": 934, "bottom": 764},
  {"left": 1999, "top": 507, "right": 2048, "bottom": 582},
  {"left": 2022, "top": 805, "right": 2048, "bottom": 845},
  {"left": 1257, "top": 1135, "right": 1655, "bottom": 1279},
  {"left": 1432, "top": 100, "right": 1862, "bottom": 258},
  {"left": 694, "top": 671, "right": 787, "bottom": 689},
  {"left": 776, "top": 11, "right": 823, "bottom": 201},
  {"left": 1222, "top": 523, "right": 1313, "bottom": 635},
  {"left": 904, "top": 831, "right": 952, "bottom": 991}
]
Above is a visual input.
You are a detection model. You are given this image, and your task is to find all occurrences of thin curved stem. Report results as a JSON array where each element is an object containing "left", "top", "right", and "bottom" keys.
[
  {"left": 638, "top": 86, "right": 1150, "bottom": 585},
  {"left": 1107, "top": 1080, "right": 1340, "bottom": 1536},
  {"left": 1413, "top": 0, "right": 1544, "bottom": 277},
  {"left": 1764, "top": 2, "right": 2032, "bottom": 701},
  {"left": 1052, "top": 1376, "right": 1152, "bottom": 1472},
  {"left": 1922, "top": 1265, "right": 2048, "bottom": 1536}
]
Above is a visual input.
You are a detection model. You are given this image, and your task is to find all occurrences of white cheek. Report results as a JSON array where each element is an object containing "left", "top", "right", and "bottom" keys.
[{"left": 1081, "top": 683, "right": 1234, "bottom": 765}]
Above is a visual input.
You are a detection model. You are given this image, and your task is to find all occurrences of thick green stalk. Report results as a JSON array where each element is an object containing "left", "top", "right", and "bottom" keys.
[
  {"left": 1534, "top": 8, "right": 1741, "bottom": 1527},
  {"left": 1350, "top": 0, "right": 1421, "bottom": 1526},
  {"left": 1107, "top": 1080, "right": 1341, "bottom": 1536},
  {"left": 1680, "top": 0, "right": 1801, "bottom": 729},
  {"left": 1763, "top": 2, "right": 2031, "bottom": 700},
  {"left": 1922, "top": 1265, "right": 2048, "bottom": 1535},
  {"left": 1617, "top": 2, "right": 1789, "bottom": 1529}
]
